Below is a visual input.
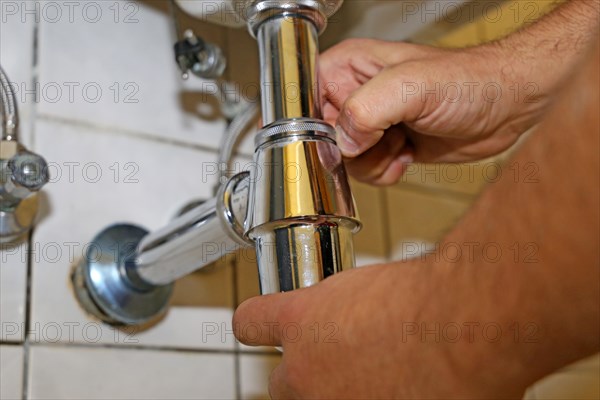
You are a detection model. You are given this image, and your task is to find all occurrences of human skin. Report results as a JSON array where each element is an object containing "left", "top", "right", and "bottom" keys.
[
  {"left": 233, "top": 39, "right": 599, "bottom": 398},
  {"left": 233, "top": 1, "right": 600, "bottom": 398},
  {"left": 319, "top": 0, "right": 599, "bottom": 185}
]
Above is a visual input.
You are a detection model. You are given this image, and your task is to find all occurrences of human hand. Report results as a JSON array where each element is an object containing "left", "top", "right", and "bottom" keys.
[
  {"left": 233, "top": 263, "right": 529, "bottom": 399},
  {"left": 320, "top": 39, "right": 548, "bottom": 185}
]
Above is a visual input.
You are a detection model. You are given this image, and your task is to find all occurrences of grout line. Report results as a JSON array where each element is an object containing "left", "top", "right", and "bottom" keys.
[
  {"left": 29, "top": 22, "right": 40, "bottom": 150},
  {"left": 0, "top": 341, "right": 23, "bottom": 347},
  {"left": 24, "top": 340, "right": 281, "bottom": 357},
  {"left": 231, "top": 256, "right": 242, "bottom": 400},
  {"left": 36, "top": 113, "right": 254, "bottom": 160},
  {"left": 21, "top": 20, "right": 40, "bottom": 400},
  {"left": 21, "top": 230, "right": 35, "bottom": 400}
]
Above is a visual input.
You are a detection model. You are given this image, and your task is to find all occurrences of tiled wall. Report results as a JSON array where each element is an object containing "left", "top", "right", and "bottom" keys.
[
  {"left": 1, "top": 1, "right": 597, "bottom": 400},
  {"left": 0, "top": 1, "right": 394, "bottom": 398}
]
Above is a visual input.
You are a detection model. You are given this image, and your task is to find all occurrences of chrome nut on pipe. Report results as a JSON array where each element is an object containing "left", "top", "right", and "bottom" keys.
[
  {"left": 234, "top": 0, "right": 344, "bottom": 35},
  {"left": 174, "top": 0, "right": 343, "bottom": 30}
]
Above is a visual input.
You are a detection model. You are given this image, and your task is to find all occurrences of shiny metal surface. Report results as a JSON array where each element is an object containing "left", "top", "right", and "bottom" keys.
[
  {"left": 242, "top": 0, "right": 343, "bottom": 35},
  {"left": 74, "top": 173, "right": 252, "bottom": 324},
  {"left": 255, "top": 118, "right": 335, "bottom": 148},
  {"left": 245, "top": 0, "right": 359, "bottom": 294},
  {"left": 8, "top": 151, "right": 50, "bottom": 191},
  {"left": 250, "top": 133, "right": 358, "bottom": 226},
  {"left": 174, "top": 0, "right": 343, "bottom": 30},
  {"left": 134, "top": 172, "right": 252, "bottom": 286},
  {"left": 248, "top": 124, "right": 360, "bottom": 294},
  {"left": 1, "top": 65, "right": 49, "bottom": 243},
  {"left": 73, "top": 224, "right": 174, "bottom": 325},
  {"left": 0, "top": 196, "right": 37, "bottom": 244},
  {"left": 73, "top": 0, "right": 356, "bottom": 324},
  {"left": 257, "top": 15, "right": 321, "bottom": 125},
  {"left": 254, "top": 223, "right": 355, "bottom": 292}
]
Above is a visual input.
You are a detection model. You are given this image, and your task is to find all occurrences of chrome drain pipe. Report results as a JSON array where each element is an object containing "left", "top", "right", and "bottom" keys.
[{"left": 73, "top": 0, "right": 359, "bottom": 325}]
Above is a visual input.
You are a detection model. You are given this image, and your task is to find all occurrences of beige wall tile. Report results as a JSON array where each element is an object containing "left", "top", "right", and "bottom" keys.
[
  {"left": 239, "top": 353, "right": 282, "bottom": 400},
  {"left": 525, "top": 354, "right": 600, "bottom": 400},
  {"left": 386, "top": 187, "right": 472, "bottom": 260},
  {"left": 350, "top": 180, "right": 389, "bottom": 266},
  {"left": 397, "top": 162, "right": 498, "bottom": 196},
  {"left": 434, "top": 19, "right": 483, "bottom": 48},
  {"left": 479, "top": 0, "right": 565, "bottom": 42}
]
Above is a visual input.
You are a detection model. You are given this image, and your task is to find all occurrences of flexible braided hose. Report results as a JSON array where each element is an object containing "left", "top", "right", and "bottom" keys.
[{"left": 0, "top": 65, "right": 19, "bottom": 141}]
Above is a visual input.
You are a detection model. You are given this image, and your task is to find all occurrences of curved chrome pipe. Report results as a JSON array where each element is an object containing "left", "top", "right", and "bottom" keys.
[{"left": 134, "top": 172, "right": 252, "bottom": 287}]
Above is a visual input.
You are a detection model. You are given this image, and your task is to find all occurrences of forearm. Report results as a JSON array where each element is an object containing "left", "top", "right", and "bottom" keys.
[
  {"left": 489, "top": 0, "right": 600, "bottom": 97},
  {"left": 395, "top": 39, "right": 599, "bottom": 395}
]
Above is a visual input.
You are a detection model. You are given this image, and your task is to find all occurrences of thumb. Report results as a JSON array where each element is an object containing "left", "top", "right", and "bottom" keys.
[
  {"left": 336, "top": 65, "right": 424, "bottom": 158},
  {"left": 233, "top": 293, "right": 291, "bottom": 347}
]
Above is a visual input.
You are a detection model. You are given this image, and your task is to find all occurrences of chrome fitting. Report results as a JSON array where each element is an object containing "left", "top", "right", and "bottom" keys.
[
  {"left": 71, "top": 224, "right": 173, "bottom": 325},
  {"left": 248, "top": 118, "right": 360, "bottom": 293},
  {"left": 72, "top": 172, "right": 252, "bottom": 324},
  {"left": 244, "top": 0, "right": 331, "bottom": 36},
  {"left": 174, "top": 30, "right": 227, "bottom": 80},
  {"left": 72, "top": 0, "right": 355, "bottom": 325},
  {"left": 1, "top": 66, "right": 50, "bottom": 244}
]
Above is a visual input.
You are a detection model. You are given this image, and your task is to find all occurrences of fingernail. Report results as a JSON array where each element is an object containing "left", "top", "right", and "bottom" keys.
[
  {"left": 335, "top": 125, "right": 360, "bottom": 157},
  {"left": 398, "top": 153, "right": 414, "bottom": 165}
]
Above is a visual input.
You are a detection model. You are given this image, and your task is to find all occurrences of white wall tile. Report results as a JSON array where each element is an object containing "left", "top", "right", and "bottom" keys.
[
  {"left": 29, "top": 118, "right": 236, "bottom": 350},
  {"left": 28, "top": 345, "right": 236, "bottom": 400},
  {"left": 239, "top": 353, "right": 281, "bottom": 400},
  {"left": 0, "top": 242, "right": 28, "bottom": 342},
  {"left": 37, "top": 1, "right": 228, "bottom": 151},
  {"left": 0, "top": 0, "right": 36, "bottom": 147},
  {"left": 0, "top": 345, "right": 24, "bottom": 400},
  {"left": 2, "top": 2, "right": 38, "bottom": 344}
]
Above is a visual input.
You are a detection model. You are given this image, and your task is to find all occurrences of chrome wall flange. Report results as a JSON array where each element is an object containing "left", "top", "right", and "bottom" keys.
[{"left": 72, "top": 224, "right": 173, "bottom": 325}]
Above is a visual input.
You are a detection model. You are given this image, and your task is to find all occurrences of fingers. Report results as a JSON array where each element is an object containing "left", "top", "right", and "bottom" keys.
[
  {"left": 268, "top": 364, "right": 297, "bottom": 400},
  {"left": 336, "top": 65, "right": 426, "bottom": 158},
  {"left": 345, "top": 127, "right": 414, "bottom": 186},
  {"left": 323, "top": 101, "right": 340, "bottom": 128},
  {"left": 233, "top": 293, "right": 290, "bottom": 347}
]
